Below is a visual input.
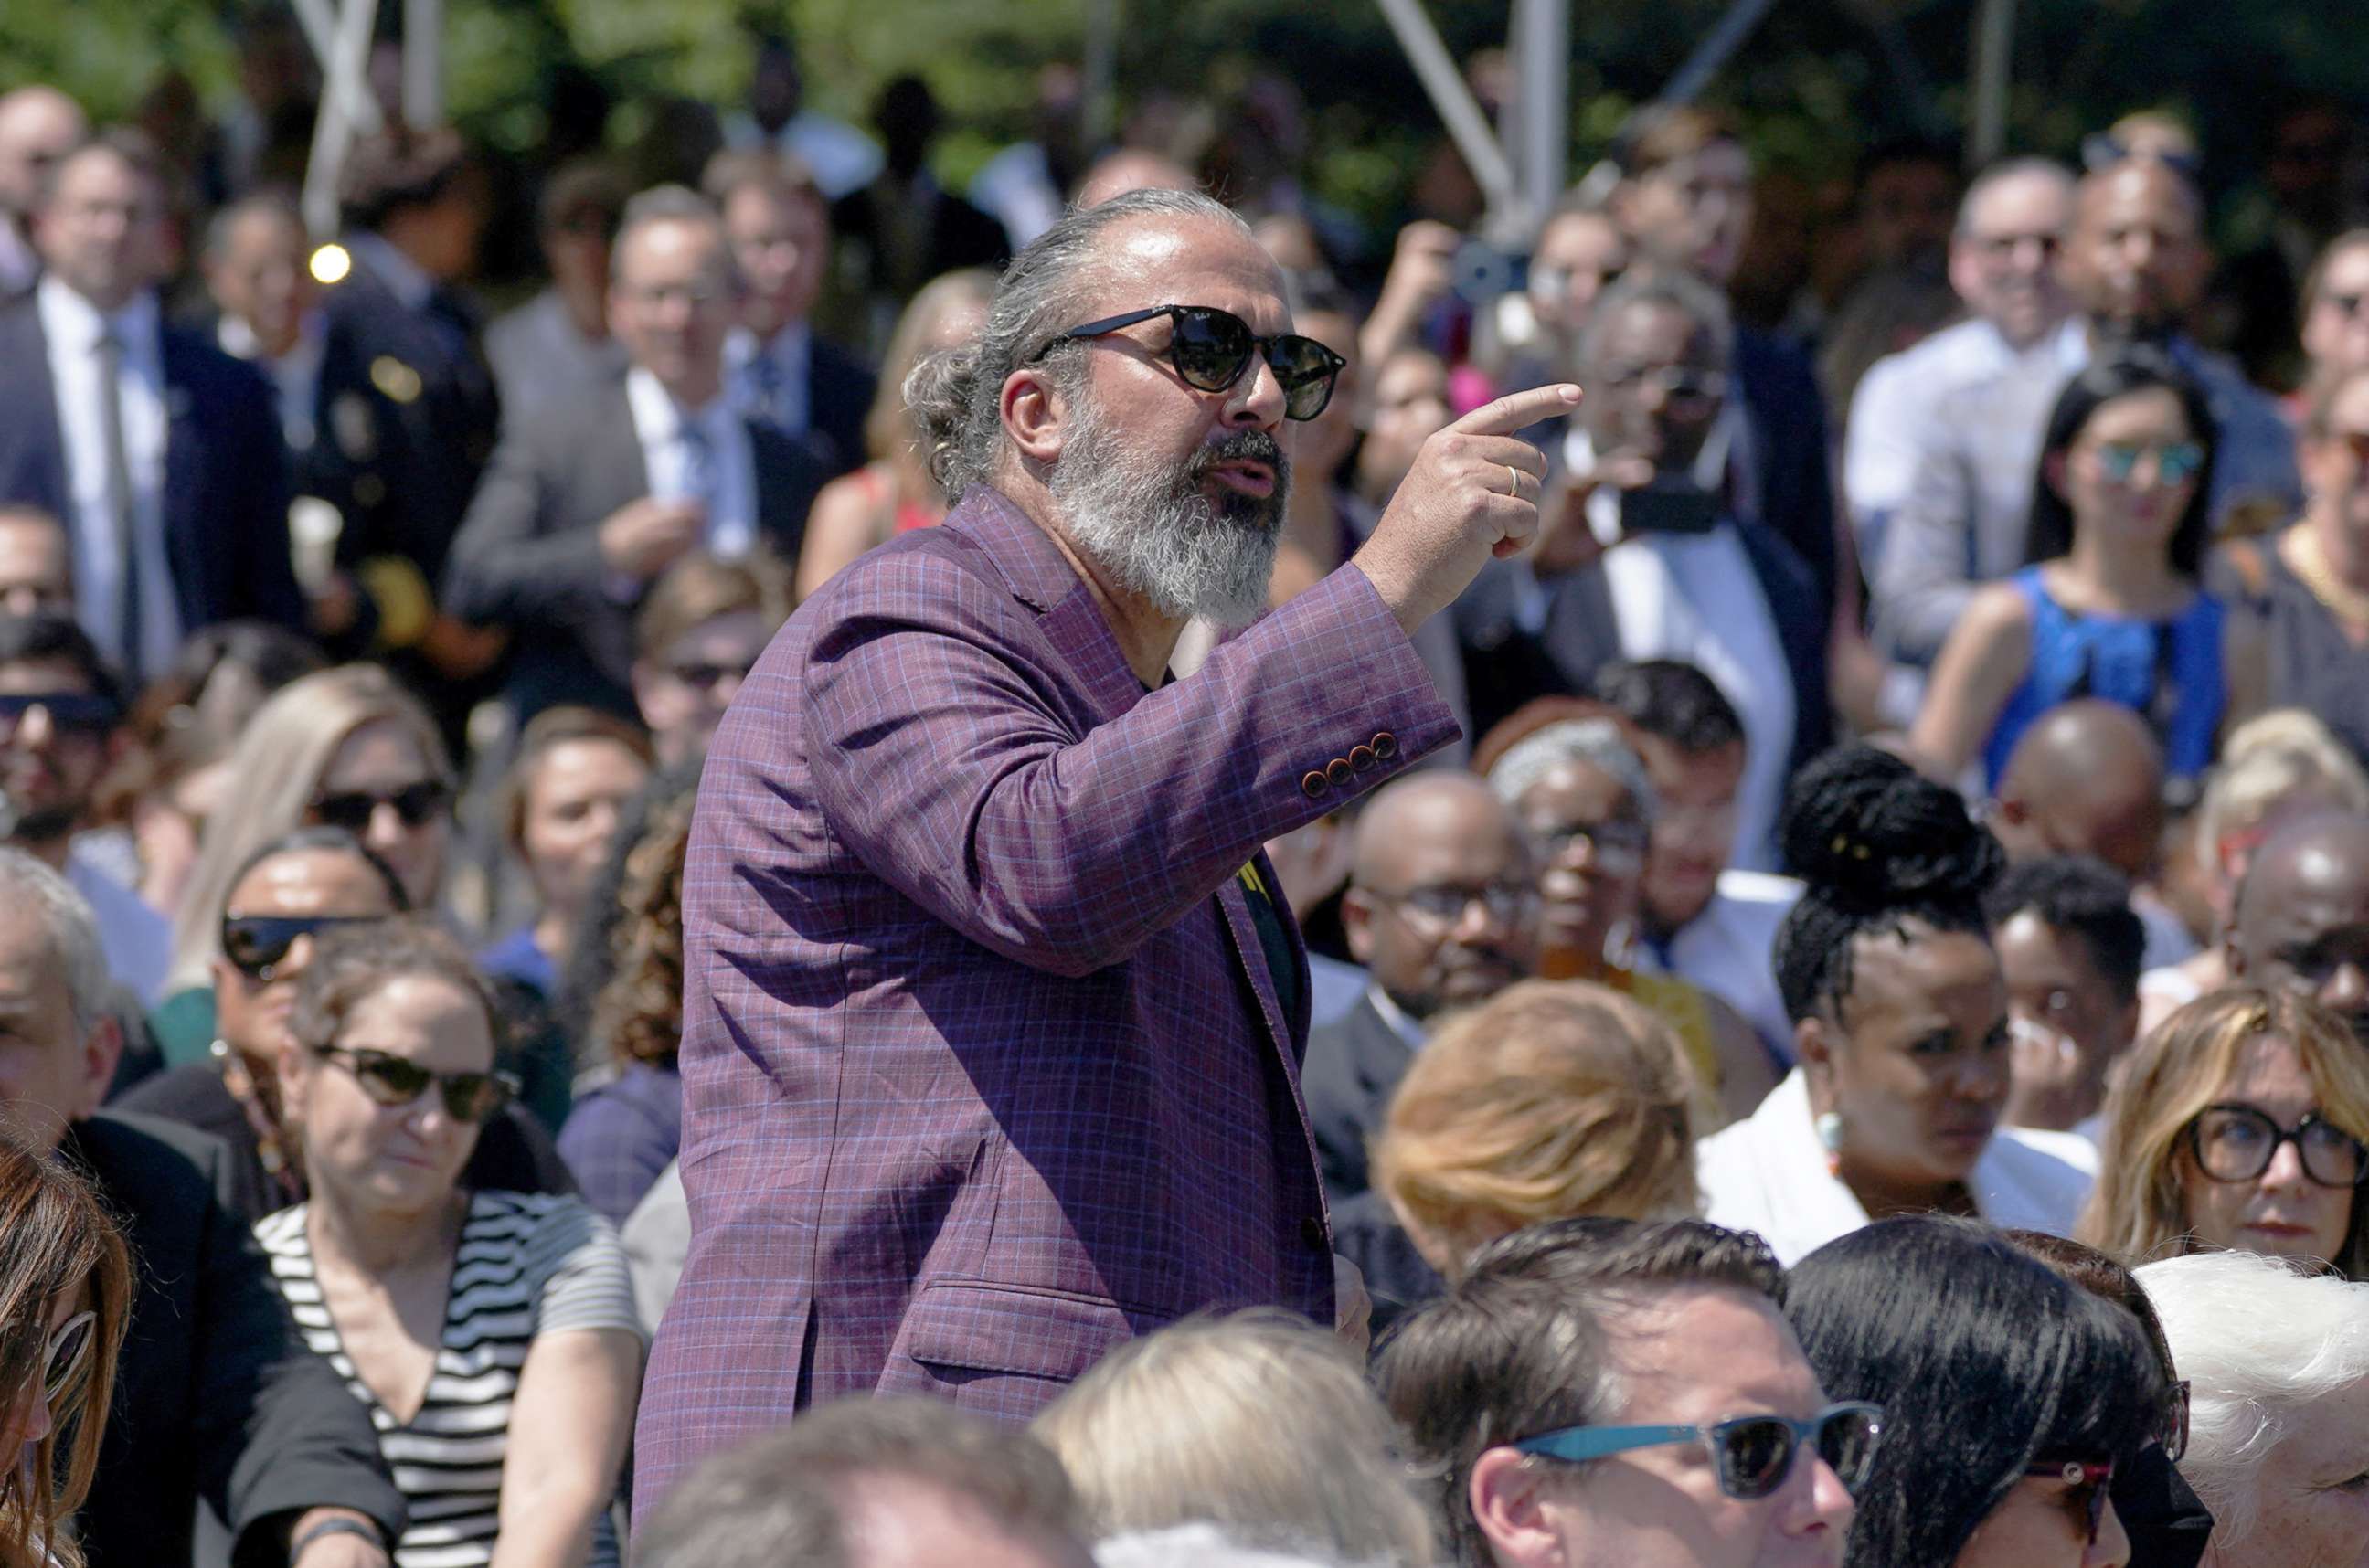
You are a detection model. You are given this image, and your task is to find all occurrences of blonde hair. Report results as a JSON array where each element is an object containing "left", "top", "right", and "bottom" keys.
[
  {"left": 1372, "top": 980, "right": 1698, "bottom": 1273},
  {"left": 1031, "top": 1311, "right": 1438, "bottom": 1565},
  {"left": 165, "top": 664, "right": 451, "bottom": 991},
  {"left": 864, "top": 267, "right": 996, "bottom": 466},
  {"left": 2080, "top": 986, "right": 2369, "bottom": 1278},
  {"left": 2195, "top": 709, "right": 2369, "bottom": 869}
]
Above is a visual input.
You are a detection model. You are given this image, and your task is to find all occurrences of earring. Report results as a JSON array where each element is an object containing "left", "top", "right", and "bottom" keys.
[{"left": 1815, "top": 1112, "right": 1844, "bottom": 1178}]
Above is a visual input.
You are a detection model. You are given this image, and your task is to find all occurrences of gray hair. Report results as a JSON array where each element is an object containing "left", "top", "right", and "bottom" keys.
[
  {"left": 905, "top": 186, "right": 1253, "bottom": 499},
  {"left": 1576, "top": 265, "right": 1734, "bottom": 376},
  {"left": 1096, "top": 1525, "right": 1385, "bottom": 1568},
  {"left": 2137, "top": 1250, "right": 2369, "bottom": 1545},
  {"left": 0, "top": 848, "right": 110, "bottom": 1039},
  {"left": 610, "top": 184, "right": 728, "bottom": 287},
  {"left": 1485, "top": 718, "right": 1658, "bottom": 822},
  {"left": 1954, "top": 156, "right": 2075, "bottom": 239}
]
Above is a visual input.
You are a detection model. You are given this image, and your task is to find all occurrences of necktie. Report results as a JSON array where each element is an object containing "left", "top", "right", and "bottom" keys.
[
  {"left": 92, "top": 328, "right": 145, "bottom": 683},
  {"left": 678, "top": 418, "right": 716, "bottom": 513},
  {"left": 747, "top": 351, "right": 790, "bottom": 433}
]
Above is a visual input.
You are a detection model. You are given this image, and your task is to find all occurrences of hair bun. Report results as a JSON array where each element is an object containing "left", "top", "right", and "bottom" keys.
[{"left": 1779, "top": 747, "right": 2004, "bottom": 912}]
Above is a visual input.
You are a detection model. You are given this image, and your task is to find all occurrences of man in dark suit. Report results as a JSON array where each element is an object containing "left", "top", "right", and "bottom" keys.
[
  {"left": 831, "top": 76, "right": 1008, "bottom": 323},
  {"left": 705, "top": 150, "right": 876, "bottom": 478},
  {"left": 1301, "top": 773, "right": 1539, "bottom": 1206},
  {"left": 0, "top": 847, "right": 401, "bottom": 1568},
  {"left": 444, "top": 185, "right": 826, "bottom": 724},
  {"left": 0, "top": 130, "right": 302, "bottom": 683}
]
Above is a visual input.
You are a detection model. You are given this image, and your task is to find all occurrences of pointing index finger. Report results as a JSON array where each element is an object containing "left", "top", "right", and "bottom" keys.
[{"left": 1448, "top": 382, "right": 1584, "bottom": 439}]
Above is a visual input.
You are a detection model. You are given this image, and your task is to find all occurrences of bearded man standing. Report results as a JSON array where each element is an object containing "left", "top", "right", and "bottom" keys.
[{"left": 633, "top": 187, "right": 1575, "bottom": 1511}]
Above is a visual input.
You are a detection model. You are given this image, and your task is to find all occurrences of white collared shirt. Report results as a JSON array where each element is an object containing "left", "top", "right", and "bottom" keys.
[
  {"left": 623, "top": 366, "right": 757, "bottom": 560},
  {"left": 218, "top": 312, "right": 326, "bottom": 451},
  {"left": 1646, "top": 869, "right": 1802, "bottom": 1058},
  {"left": 725, "top": 322, "right": 812, "bottom": 439},
  {"left": 35, "top": 275, "right": 181, "bottom": 675}
]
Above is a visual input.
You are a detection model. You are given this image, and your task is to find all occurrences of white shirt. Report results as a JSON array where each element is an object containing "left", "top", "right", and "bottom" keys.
[
  {"left": 1647, "top": 868, "right": 1801, "bottom": 1060},
  {"left": 723, "top": 111, "right": 884, "bottom": 201},
  {"left": 218, "top": 313, "right": 326, "bottom": 452},
  {"left": 623, "top": 366, "right": 757, "bottom": 560},
  {"left": 1696, "top": 1069, "right": 2099, "bottom": 1265},
  {"left": 484, "top": 290, "right": 630, "bottom": 430},
  {"left": 1364, "top": 985, "right": 1428, "bottom": 1051},
  {"left": 35, "top": 275, "right": 181, "bottom": 677},
  {"left": 725, "top": 322, "right": 812, "bottom": 439}
]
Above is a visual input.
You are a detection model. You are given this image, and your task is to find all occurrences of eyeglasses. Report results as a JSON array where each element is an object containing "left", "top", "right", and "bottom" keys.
[
  {"left": 313, "top": 1044, "right": 520, "bottom": 1125},
  {"left": 1378, "top": 879, "right": 1541, "bottom": 933},
  {"left": 1031, "top": 303, "right": 1346, "bottom": 421},
  {"left": 1595, "top": 363, "right": 1726, "bottom": 415},
  {"left": 220, "top": 913, "right": 388, "bottom": 983},
  {"left": 309, "top": 779, "right": 451, "bottom": 833},
  {"left": 1533, "top": 819, "right": 1651, "bottom": 874},
  {"left": 665, "top": 659, "right": 754, "bottom": 694},
  {"left": 0, "top": 692, "right": 116, "bottom": 737},
  {"left": 1516, "top": 1402, "right": 1885, "bottom": 1501},
  {"left": 41, "top": 1308, "right": 96, "bottom": 1409},
  {"left": 2185, "top": 1103, "right": 2368, "bottom": 1188},
  {"left": 2089, "top": 440, "right": 2205, "bottom": 485},
  {"left": 2160, "top": 1379, "right": 2192, "bottom": 1463},
  {"left": 2029, "top": 1457, "right": 2115, "bottom": 1547}
]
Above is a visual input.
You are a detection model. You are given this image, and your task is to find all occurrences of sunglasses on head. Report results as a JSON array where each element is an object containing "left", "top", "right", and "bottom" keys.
[
  {"left": 313, "top": 1044, "right": 519, "bottom": 1124},
  {"left": 1032, "top": 302, "right": 1346, "bottom": 421},
  {"left": 2030, "top": 1457, "right": 2115, "bottom": 1546},
  {"left": 1515, "top": 1401, "right": 1885, "bottom": 1501},
  {"left": 309, "top": 779, "right": 451, "bottom": 833},
  {"left": 0, "top": 692, "right": 116, "bottom": 736},
  {"left": 220, "top": 913, "right": 386, "bottom": 982},
  {"left": 41, "top": 1308, "right": 96, "bottom": 1409}
]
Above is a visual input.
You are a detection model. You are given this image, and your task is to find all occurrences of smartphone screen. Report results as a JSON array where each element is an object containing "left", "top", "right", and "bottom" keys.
[{"left": 1618, "top": 476, "right": 1722, "bottom": 536}]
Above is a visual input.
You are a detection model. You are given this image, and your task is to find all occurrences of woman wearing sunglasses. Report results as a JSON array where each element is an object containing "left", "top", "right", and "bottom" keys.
[
  {"left": 1911, "top": 346, "right": 2264, "bottom": 789},
  {"left": 153, "top": 665, "right": 457, "bottom": 1067},
  {"left": 1790, "top": 1215, "right": 2164, "bottom": 1568},
  {"left": 0, "top": 1131, "right": 130, "bottom": 1568},
  {"left": 2082, "top": 987, "right": 2369, "bottom": 1278},
  {"left": 257, "top": 918, "right": 643, "bottom": 1568}
]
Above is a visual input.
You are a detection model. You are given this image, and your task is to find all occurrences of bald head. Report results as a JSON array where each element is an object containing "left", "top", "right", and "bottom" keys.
[
  {"left": 1353, "top": 773, "right": 1516, "bottom": 888},
  {"left": 1345, "top": 772, "right": 1537, "bottom": 1020},
  {"left": 2228, "top": 810, "right": 2369, "bottom": 1041},
  {"left": 2063, "top": 159, "right": 2209, "bottom": 338},
  {"left": 0, "top": 87, "right": 87, "bottom": 217},
  {"left": 1994, "top": 701, "right": 2165, "bottom": 879}
]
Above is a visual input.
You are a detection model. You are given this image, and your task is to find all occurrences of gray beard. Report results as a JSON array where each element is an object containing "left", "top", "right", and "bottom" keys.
[{"left": 1051, "top": 392, "right": 1289, "bottom": 630}]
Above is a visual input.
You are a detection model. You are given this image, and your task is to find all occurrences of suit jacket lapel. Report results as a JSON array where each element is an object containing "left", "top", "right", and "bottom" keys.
[{"left": 5, "top": 304, "right": 69, "bottom": 520}]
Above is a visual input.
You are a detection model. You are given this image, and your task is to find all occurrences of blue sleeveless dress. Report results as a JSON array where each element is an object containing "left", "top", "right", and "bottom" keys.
[{"left": 1981, "top": 567, "right": 2226, "bottom": 789}]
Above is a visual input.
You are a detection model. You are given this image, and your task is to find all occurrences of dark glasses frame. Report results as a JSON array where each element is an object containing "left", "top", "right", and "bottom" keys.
[
  {"left": 0, "top": 692, "right": 118, "bottom": 736},
  {"left": 309, "top": 779, "right": 452, "bottom": 833},
  {"left": 42, "top": 1308, "right": 97, "bottom": 1408},
  {"left": 1514, "top": 1401, "right": 1885, "bottom": 1500},
  {"left": 313, "top": 1044, "right": 520, "bottom": 1125},
  {"left": 2184, "top": 1102, "right": 2369, "bottom": 1189},
  {"left": 1032, "top": 302, "right": 1346, "bottom": 420},
  {"left": 219, "top": 913, "right": 388, "bottom": 983},
  {"left": 2029, "top": 1457, "right": 2114, "bottom": 1546}
]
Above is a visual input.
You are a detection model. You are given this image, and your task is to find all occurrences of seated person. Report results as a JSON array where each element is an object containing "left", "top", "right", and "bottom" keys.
[
  {"left": 257, "top": 918, "right": 643, "bottom": 1568},
  {"left": 1698, "top": 748, "right": 2098, "bottom": 1264},
  {"left": 481, "top": 706, "right": 653, "bottom": 1001},
  {"left": 1982, "top": 855, "right": 2147, "bottom": 1136},
  {"left": 630, "top": 548, "right": 793, "bottom": 771}
]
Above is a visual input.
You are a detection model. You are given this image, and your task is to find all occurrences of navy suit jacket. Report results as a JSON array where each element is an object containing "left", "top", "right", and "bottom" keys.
[
  {"left": 1733, "top": 325, "right": 1838, "bottom": 621},
  {"left": 806, "top": 334, "right": 878, "bottom": 482},
  {"left": 0, "top": 293, "right": 303, "bottom": 635}
]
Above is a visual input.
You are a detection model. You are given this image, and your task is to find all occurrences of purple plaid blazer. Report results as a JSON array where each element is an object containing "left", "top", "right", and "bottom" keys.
[{"left": 631, "top": 486, "right": 1459, "bottom": 1510}]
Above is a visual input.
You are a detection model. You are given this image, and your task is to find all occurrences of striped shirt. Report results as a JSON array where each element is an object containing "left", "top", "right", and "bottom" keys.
[{"left": 257, "top": 1191, "right": 643, "bottom": 1568}]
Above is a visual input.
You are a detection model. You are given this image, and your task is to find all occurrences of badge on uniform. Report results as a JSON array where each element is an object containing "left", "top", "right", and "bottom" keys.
[{"left": 369, "top": 355, "right": 424, "bottom": 405}]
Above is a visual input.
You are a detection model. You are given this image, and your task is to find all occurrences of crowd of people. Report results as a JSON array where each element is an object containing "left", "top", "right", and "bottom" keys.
[{"left": 7, "top": 17, "right": 2369, "bottom": 1568}]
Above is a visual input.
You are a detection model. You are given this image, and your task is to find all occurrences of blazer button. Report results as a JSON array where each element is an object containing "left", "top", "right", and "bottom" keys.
[
  {"left": 1325, "top": 758, "right": 1355, "bottom": 788},
  {"left": 1301, "top": 770, "right": 1331, "bottom": 800},
  {"left": 1301, "top": 1215, "right": 1328, "bottom": 1252},
  {"left": 1371, "top": 731, "right": 1398, "bottom": 759},
  {"left": 1348, "top": 744, "right": 1376, "bottom": 771}
]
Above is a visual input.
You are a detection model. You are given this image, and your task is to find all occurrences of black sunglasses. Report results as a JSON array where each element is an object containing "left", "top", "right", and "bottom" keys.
[
  {"left": 313, "top": 1044, "right": 519, "bottom": 1125},
  {"left": 1033, "top": 303, "right": 1346, "bottom": 420},
  {"left": 665, "top": 659, "right": 753, "bottom": 694},
  {"left": 0, "top": 692, "right": 116, "bottom": 736},
  {"left": 310, "top": 779, "right": 451, "bottom": 833},
  {"left": 220, "top": 913, "right": 387, "bottom": 982}
]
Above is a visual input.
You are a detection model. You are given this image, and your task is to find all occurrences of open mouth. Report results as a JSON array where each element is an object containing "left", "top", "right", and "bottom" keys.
[{"left": 1209, "top": 461, "right": 1276, "bottom": 498}]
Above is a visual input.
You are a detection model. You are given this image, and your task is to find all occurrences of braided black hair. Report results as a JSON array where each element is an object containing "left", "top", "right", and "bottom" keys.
[{"left": 1772, "top": 747, "right": 2007, "bottom": 1024}]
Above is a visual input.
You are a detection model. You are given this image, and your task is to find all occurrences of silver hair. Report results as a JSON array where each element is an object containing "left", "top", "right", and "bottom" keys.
[
  {"left": 1095, "top": 1524, "right": 1386, "bottom": 1568},
  {"left": 1484, "top": 718, "right": 1658, "bottom": 822},
  {"left": 0, "top": 846, "right": 111, "bottom": 1039},
  {"left": 1953, "top": 156, "right": 2076, "bottom": 238},
  {"left": 1576, "top": 265, "right": 1735, "bottom": 376},
  {"left": 904, "top": 186, "right": 1254, "bottom": 500},
  {"left": 610, "top": 183, "right": 729, "bottom": 287},
  {"left": 2137, "top": 1250, "right": 2369, "bottom": 1545}
]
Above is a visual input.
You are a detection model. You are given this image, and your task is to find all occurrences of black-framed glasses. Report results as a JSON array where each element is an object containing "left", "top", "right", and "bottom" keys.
[
  {"left": 2030, "top": 1457, "right": 2114, "bottom": 1546},
  {"left": 1380, "top": 879, "right": 1541, "bottom": 933},
  {"left": 0, "top": 692, "right": 117, "bottom": 737},
  {"left": 41, "top": 1308, "right": 96, "bottom": 1408},
  {"left": 1515, "top": 1402, "right": 1885, "bottom": 1501},
  {"left": 220, "top": 913, "right": 388, "bottom": 983},
  {"left": 2185, "top": 1103, "right": 2369, "bottom": 1189},
  {"left": 309, "top": 779, "right": 451, "bottom": 833},
  {"left": 1031, "top": 303, "right": 1346, "bottom": 421},
  {"left": 313, "top": 1044, "right": 519, "bottom": 1125},
  {"left": 2160, "top": 1379, "right": 2191, "bottom": 1463}
]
